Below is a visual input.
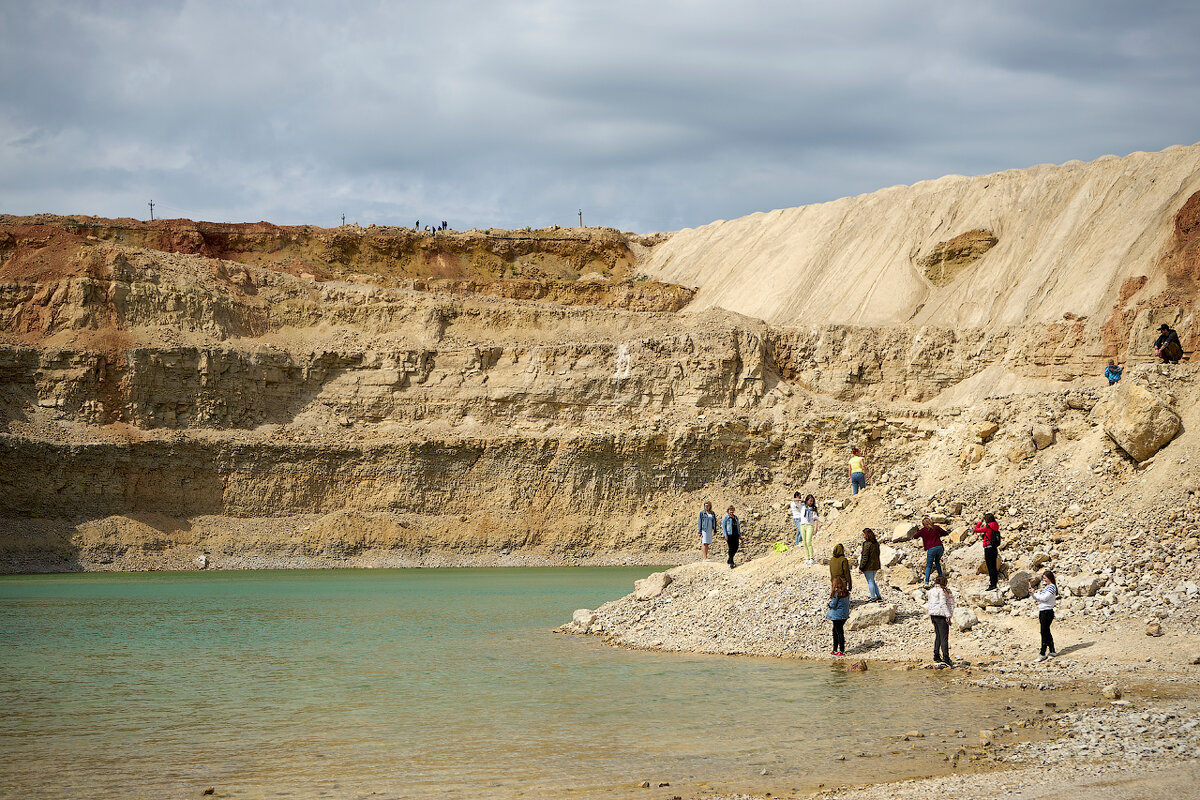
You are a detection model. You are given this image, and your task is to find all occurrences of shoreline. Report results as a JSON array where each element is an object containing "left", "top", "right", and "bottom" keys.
[{"left": 556, "top": 551, "right": 1200, "bottom": 798}]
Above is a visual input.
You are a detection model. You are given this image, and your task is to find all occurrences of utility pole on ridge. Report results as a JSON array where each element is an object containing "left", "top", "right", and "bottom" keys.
[{"left": 148, "top": 200, "right": 154, "bottom": 221}]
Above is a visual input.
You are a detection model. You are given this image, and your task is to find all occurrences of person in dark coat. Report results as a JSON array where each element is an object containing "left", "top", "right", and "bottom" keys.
[
  {"left": 829, "top": 543, "right": 852, "bottom": 593},
  {"left": 858, "top": 528, "right": 882, "bottom": 602},
  {"left": 1155, "top": 324, "right": 1183, "bottom": 363},
  {"left": 722, "top": 506, "right": 741, "bottom": 568}
]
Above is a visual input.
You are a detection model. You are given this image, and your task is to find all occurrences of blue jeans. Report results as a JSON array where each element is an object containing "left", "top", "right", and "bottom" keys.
[
  {"left": 793, "top": 518, "right": 804, "bottom": 546},
  {"left": 924, "top": 545, "right": 944, "bottom": 584},
  {"left": 863, "top": 570, "right": 880, "bottom": 600},
  {"left": 851, "top": 472, "right": 866, "bottom": 494}
]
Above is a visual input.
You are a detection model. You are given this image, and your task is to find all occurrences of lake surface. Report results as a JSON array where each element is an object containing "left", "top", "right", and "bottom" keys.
[{"left": 1, "top": 568, "right": 1048, "bottom": 799}]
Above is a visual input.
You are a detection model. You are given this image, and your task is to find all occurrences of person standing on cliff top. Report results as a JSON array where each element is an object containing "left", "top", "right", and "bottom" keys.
[
  {"left": 1154, "top": 324, "right": 1183, "bottom": 363},
  {"left": 722, "top": 506, "right": 741, "bottom": 569},
  {"left": 849, "top": 447, "right": 867, "bottom": 495},
  {"left": 698, "top": 502, "right": 717, "bottom": 562}
]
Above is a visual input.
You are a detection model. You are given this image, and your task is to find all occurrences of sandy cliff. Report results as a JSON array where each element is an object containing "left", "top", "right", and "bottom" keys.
[
  {"left": 641, "top": 144, "right": 1200, "bottom": 343},
  {"left": 1, "top": 144, "right": 1198, "bottom": 572}
]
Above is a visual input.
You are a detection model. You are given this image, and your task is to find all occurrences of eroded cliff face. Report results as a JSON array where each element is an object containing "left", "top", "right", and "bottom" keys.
[{"left": 1, "top": 144, "right": 1198, "bottom": 571}]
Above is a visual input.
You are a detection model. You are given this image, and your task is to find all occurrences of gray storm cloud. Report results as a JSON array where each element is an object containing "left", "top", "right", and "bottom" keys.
[{"left": 1, "top": 0, "right": 1198, "bottom": 232}]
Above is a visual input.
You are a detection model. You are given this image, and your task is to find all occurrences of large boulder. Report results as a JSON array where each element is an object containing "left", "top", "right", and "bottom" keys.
[
  {"left": 1009, "top": 570, "right": 1034, "bottom": 599},
  {"left": 634, "top": 571, "right": 673, "bottom": 600},
  {"left": 888, "top": 522, "right": 918, "bottom": 543},
  {"left": 1032, "top": 423, "right": 1055, "bottom": 450},
  {"left": 952, "top": 608, "right": 979, "bottom": 631},
  {"left": 847, "top": 603, "right": 897, "bottom": 631},
  {"left": 944, "top": 544, "right": 981, "bottom": 576},
  {"left": 879, "top": 544, "right": 901, "bottom": 567},
  {"left": 1104, "top": 381, "right": 1181, "bottom": 462},
  {"left": 974, "top": 421, "right": 1000, "bottom": 443}
]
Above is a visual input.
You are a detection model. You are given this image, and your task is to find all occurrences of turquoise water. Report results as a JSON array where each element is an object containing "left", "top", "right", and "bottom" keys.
[{"left": 2, "top": 568, "right": 1040, "bottom": 799}]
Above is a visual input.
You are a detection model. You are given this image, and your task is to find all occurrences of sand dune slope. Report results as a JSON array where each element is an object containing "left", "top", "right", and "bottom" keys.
[{"left": 642, "top": 144, "right": 1200, "bottom": 328}]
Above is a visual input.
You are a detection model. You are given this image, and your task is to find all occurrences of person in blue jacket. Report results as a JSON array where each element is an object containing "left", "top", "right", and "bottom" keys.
[
  {"left": 722, "top": 506, "right": 741, "bottom": 568},
  {"left": 1105, "top": 361, "right": 1123, "bottom": 384},
  {"left": 826, "top": 576, "right": 850, "bottom": 656}
]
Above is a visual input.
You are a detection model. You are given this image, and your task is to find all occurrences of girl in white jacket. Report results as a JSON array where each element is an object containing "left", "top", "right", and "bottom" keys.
[
  {"left": 1031, "top": 570, "right": 1059, "bottom": 662},
  {"left": 927, "top": 574, "right": 955, "bottom": 666}
]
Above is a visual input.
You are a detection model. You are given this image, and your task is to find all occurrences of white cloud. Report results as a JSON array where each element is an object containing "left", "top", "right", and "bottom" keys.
[{"left": 1, "top": 0, "right": 1198, "bottom": 231}]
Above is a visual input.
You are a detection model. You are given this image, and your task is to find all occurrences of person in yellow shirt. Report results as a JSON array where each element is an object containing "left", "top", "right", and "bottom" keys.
[{"left": 849, "top": 447, "right": 867, "bottom": 494}]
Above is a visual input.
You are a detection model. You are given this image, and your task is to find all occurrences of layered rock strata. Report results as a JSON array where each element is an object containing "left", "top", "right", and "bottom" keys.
[{"left": 2, "top": 144, "right": 1198, "bottom": 572}]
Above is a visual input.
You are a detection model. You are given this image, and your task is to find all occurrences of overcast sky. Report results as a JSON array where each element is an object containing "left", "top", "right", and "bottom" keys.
[{"left": 2, "top": 1, "right": 1198, "bottom": 233}]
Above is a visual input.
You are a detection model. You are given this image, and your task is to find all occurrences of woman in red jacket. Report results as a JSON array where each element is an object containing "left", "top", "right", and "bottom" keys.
[{"left": 974, "top": 513, "right": 1001, "bottom": 591}]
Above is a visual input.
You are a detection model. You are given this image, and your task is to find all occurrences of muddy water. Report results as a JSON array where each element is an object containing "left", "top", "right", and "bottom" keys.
[{"left": 1, "top": 568, "right": 1064, "bottom": 799}]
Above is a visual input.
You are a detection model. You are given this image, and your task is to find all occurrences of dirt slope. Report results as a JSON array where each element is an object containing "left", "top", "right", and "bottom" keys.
[{"left": 641, "top": 144, "right": 1200, "bottom": 334}]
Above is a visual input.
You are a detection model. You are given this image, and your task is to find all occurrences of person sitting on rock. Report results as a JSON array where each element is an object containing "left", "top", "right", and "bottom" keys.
[
  {"left": 1154, "top": 324, "right": 1183, "bottom": 363},
  {"left": 1104, "top": 360, "right": 1123, "bottom": 384}
]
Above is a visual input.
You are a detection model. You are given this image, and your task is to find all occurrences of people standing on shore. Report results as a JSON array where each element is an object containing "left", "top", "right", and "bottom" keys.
[
  {"left": 1154, "top": 323, "right": 1183, "bottom": 363},
  {"left": 1031, "top": 570, "right": 1059, "bottom": 662},
  {"left": 849, "top": 447, "right": 867, "bottom": 495},
  {"left": 722, "top": 506, "right": 741, "bottom": 569},
  {"left": 912, "top": 517, "right": 947, "bottom": 587},
  {"left": 975, "top": 513, "right": 1001, "bottom": 591},
  {"left": 858, "top": 528, "right": 882, "bottom": 602},
  {"left": 826, "top": 576, "right": 850, "bottom": 656},
  {"left": 798, "top": 494, "right": 819, "bottom": 564},
  {"left": 698, "top": 502, "right": 717, "bottom": 562},
  {"left": 829, "top": 543, "right": 852, "bottom": 593},
  {"left": 928, "top": 574, "right": 955, "bottom": 667}
]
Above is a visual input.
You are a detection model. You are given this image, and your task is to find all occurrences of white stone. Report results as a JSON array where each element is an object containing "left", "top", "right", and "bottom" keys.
[
  {"left": 847, "top": 603, "right": 897, "bottom": 631},
  {"left": 634, "top": 571, "right": 673, "bottom": 601},
  {"left": 952, "top": 608, "right": 979, "bottom": 631},
  {"left": 572, "top": 608, "right": 598, "bottom": 631},
  {"left": 1069, "top": 576, "right": 1104, "bottom": 597}
]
